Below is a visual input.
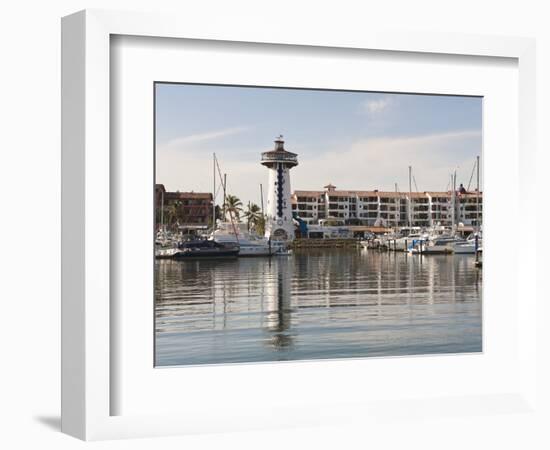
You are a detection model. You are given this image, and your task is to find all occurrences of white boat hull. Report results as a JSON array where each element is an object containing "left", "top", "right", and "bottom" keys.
[
  {"left": 453, "top": 243, "right": 476, "bottom": 254},
  {"left": 237, "top": 244, "right": 273, "bottom": 256},
  {"left": 155, "top": 246, "right": 180, "bottom": 258},
  {"left": 411, "top": 246, "right": 453, "bottom": 254},
  {"left": 211, "top": 222, "right": 288, "bottom": 256}
]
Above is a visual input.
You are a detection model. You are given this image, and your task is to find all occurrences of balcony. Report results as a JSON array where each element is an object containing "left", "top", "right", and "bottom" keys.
[{"left": 260, "top": 151, "right": 298, "bottom": 167}]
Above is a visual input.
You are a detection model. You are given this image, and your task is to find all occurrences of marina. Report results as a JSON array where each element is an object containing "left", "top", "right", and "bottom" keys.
[
  {"left": 155, "top": 138, "right": 483, "bottom": 260},
  {"left": 154, "top": 136, "right": 483, "bottom": 365}
]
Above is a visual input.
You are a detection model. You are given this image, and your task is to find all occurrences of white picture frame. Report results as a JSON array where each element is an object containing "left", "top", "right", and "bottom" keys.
[{"left": 61, "top": 9, "right": 538, "bottom": 441}]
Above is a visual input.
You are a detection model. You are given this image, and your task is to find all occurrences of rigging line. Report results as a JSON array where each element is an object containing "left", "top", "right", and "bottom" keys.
[
  {"left": 467, "top": 159, "right": 477, "bottom": 191},
  {"left": 215, "top": 157, "right": 238, "bottom": 236},
  {"left": 214, "top": 155, "right": 235, "bottom": 211},
  {"left": 413, "top": 175, "right": 419, "bottom": 193},
  {"left": 214, "top": 155, "right": 225, "bottom": 195}
]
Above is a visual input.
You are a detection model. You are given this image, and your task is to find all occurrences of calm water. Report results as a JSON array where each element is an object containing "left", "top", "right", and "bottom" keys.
[{"left": 155, "top": 249, "right": 482, "bottom": 366}]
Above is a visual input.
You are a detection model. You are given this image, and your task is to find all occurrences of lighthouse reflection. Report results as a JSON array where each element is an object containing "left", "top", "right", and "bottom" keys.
[{"left": 263, "top": 258, "right": 294, "bottom": 351}]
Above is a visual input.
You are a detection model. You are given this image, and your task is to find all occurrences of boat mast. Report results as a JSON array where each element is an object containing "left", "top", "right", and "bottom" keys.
[
  {"left": 223, "top": 173, "right": 227, "bottom": 221},
  {"left": 408, "top": 165, "right": 412, "bottom": 228},
  {"left": 260, "top": 183, "right": 264, "bottom": 216},
  {"left": 227, "top": 205, "right": 240, "bottom": 244},
  {"left": 213, "top": 156, "right": 239, "bottom": 242},
  {"left": 476, "top": 155, "right": 480, "bottom": 233},
  {"left": 225, "top": 177, "right": 239, "bottom": 243},
  {"left": 455, "top": 171, "right": 458, "bottom": 229},
  {"left": 160, "top": 188, "right": 164, "bottom": 232},
  {"left": 454, "top": 170, "right": 457, "bottom": 229},
  {"left": 247, "top": 201, "right": 251, "bottom": 231},
  {"left": 451, "top": 173, "right": 455, "bottom": 229},
  {"left": 453, "top": 170, "right": 458, "bottom": 230},
  {"left": 212, "top": 153, "right": 216, "bottom": 230}
]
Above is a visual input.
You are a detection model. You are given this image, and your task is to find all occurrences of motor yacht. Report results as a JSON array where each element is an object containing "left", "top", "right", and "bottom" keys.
[
  {"left": 452, "top": 232, "right": 482, "bottom": 254},
  {"left": 172, "top": 239, "right": 240, "bottom": 259},
  {"left": 211, "top": 222, "right": 284, "bottom": 256},
  {"left": 410, "top": 235, "right": 464, "bottom": 254}
]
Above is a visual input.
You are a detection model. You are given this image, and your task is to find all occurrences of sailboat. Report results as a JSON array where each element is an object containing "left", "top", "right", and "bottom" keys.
[
  {"left": 211, "top": 221, "right": 277, "bottom": 256},
  {"left": 454, "top": 156, "right": 483, "bottom": 255},
  {"left": 209, "top": 154, "right": 284, "bottom": 256}
]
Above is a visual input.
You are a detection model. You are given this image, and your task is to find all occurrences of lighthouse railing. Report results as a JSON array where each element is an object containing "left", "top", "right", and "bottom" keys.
[{"left": 261, "top": 153, "right": 298, "bottom": 163}]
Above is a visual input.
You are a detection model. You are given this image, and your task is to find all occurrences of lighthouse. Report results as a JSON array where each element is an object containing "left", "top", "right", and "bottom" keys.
[{"left": 261, "top": 136, "right": 298, "bottom": 241}]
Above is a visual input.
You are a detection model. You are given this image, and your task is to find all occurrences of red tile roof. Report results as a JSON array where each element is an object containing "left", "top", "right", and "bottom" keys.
[
  {"left": 293, "top": 191, "right": 325, "bottom": 197},
  {"left": 164, "top": 192, "right": 212, "bottom": 199}
]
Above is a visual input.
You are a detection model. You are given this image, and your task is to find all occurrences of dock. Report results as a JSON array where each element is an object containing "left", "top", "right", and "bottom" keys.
[{"left": 290, "top": 238, "right": 361, "bottom": 249}]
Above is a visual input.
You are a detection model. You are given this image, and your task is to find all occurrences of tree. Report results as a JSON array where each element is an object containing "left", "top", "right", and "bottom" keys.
[
  {"left": 244, "top": 202, "right": 262, "bottom": 231},
  {"left": 208, "top": 205, "right": 222, "bottom": 229},
  {"left": 255, "top": 215, "right": 266, "bottom": 236},
  {"left": 225, "top": 194, "right": 243, "bottom": 221},
  {"left": 165, "top": 200, "right": 182, "bottom": 229}
]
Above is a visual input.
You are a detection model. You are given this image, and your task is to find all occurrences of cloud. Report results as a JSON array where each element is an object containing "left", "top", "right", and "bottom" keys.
[
  {"left": 361, "top": 97, "right": 394, "bottom": 115},
  {"left": 156, "top": 147, "right": 264, "bottom": 207},
  {"left": 156, "top": 127, "right": 259, "bottom": 205},
  {"left": 292, "top": 130, "right": 482, "bottom": 193},
  {"left": 156, "top": 129, "right": 482, "bottom": 208},
  {"left": 159, "top": 126, "right": 250, "bottom": 151}
]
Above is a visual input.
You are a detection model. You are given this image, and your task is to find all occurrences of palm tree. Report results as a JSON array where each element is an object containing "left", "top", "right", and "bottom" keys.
[
  {"left": 255, "top": 215, "right": 266, "bottom": 236},
  {"left": 244, "top": 202, "right": 262, "bottom": 231},
  {"left": 225, "top": 194, "right": 243, "bottom": 221},
  {"left": 165, "top": 200, "right": 182, "bottom": 229}
]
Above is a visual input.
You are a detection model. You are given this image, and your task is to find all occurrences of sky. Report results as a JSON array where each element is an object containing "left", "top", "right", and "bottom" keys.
[{"left": 155, "top": 83, "right": 482, "bottom": 207}]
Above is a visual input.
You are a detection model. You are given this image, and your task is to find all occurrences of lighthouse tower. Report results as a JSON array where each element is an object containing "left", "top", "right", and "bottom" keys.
[{"left": 261, "top": 136, "right": 298, "bottom": 241}]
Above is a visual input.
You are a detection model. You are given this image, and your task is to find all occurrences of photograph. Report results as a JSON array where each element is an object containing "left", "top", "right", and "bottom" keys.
[{"left": 154, "top": 83, "right": 483, "bottom": 367}]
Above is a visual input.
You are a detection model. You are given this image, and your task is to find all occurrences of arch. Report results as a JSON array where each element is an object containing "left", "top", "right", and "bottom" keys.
[{"left": 271, "top": 228, "right": 288, "bottom": 241}]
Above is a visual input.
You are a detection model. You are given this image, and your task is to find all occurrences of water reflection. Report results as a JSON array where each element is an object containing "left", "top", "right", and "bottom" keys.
[
  {"left": 264, "top": 260, "right": 294, "bottom": 351},
  {"left": 155, "top": 249, "right": 482, "bottom": 366}
]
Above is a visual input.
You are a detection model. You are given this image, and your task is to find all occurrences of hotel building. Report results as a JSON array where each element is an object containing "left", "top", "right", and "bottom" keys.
[
  {"left": 291, "top": 184, "right": 482, "bottom": 228},
  {"left": 155, "top": 184, "right": 213, "bottom": 228}
]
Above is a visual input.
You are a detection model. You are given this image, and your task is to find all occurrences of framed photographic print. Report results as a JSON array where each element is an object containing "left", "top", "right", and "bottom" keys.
[{"left": 62, "top": 9, "right": 538, "bottom": 441}]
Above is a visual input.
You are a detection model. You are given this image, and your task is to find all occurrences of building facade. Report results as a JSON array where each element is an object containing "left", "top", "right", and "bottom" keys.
[
  {"left": 155, "top": 184, "right": 213, "bottom": 229},
  {"left": 456, "top": 192, "right": 483, "bottom": 227},
  {"left": 292, "top": 184, "right": 482, "bottom": 228}
]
